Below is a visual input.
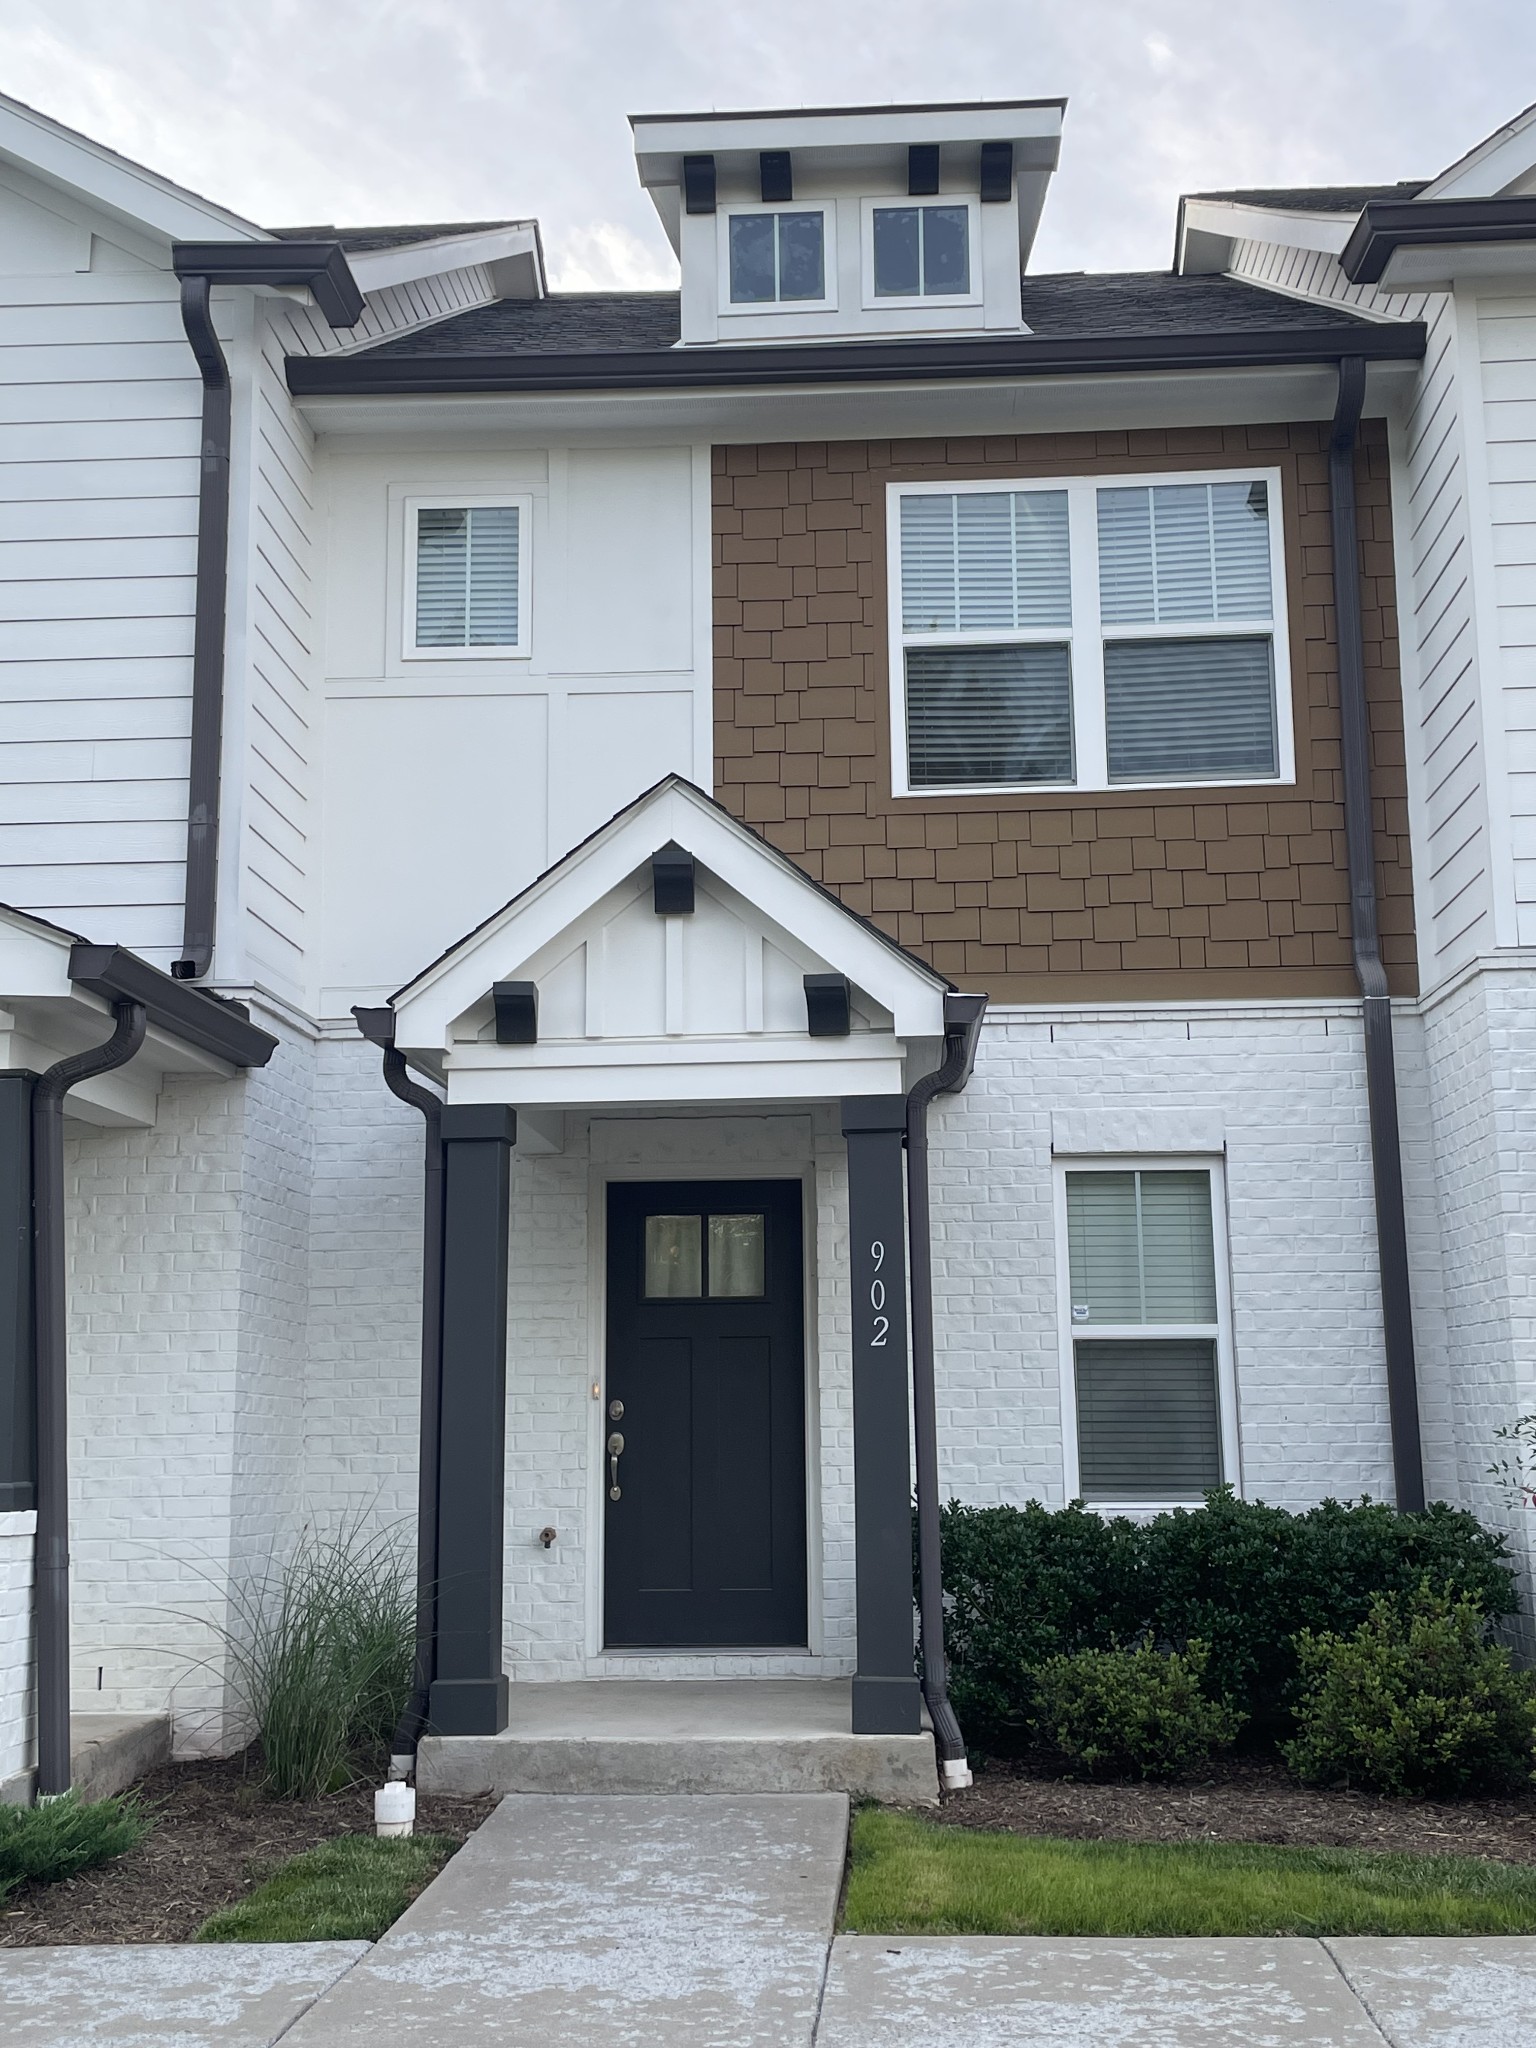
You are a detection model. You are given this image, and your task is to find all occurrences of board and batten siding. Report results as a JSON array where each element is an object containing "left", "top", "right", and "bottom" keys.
[{"left": 1229, "top": 236, "right": 1506, "bottom": 988}]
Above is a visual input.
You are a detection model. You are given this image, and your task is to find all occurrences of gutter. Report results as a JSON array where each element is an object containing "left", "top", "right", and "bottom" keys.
[
  {"left": 906, "top": 991, "right": 988, "bottom": 1787},
  {"left": 1328, "top": 356, "right": 1426, "bottom": 1512},
  {"left": 68, "top": 943, "right": 277, "bottom": 1068},
  {"left": 1341, "top": 195, "right": 1536, "bottom": 284},
  {"left": 33, "top": 1002, "right": 147, "bottom": 1796},
  {"left": 354, "top": 1007, "right": 445, "bottom": 1771},
  {"left": 285, "top": 321, "right": 1426, "bottom": 400},
  {"left": 168, "top": 244, "right": 362, "bottom": 982}
]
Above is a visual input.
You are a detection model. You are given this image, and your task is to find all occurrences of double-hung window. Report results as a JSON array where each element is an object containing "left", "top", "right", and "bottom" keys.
[
  {"left": 888, "top": 470, "right": 1290, "bottom": 793},
  {"left": 405, "top": 496, "right": 530, "bottom": 658},
  {"left": 1059, "top": 1164, "right": 1236, "bottom": 1508},
  {"left": 724, "top": 208, "right": 832, "bottom": 308}
]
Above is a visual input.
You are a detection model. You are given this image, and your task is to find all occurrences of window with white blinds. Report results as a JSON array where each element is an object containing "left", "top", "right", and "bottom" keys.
[
  {"left": 889, "top": 470, "right": 1289, "bottom": 794},
  {"left": 407, "top": 499, "right": 529, "bottom": 656},
  {"left": 1062, "top": 1166, "right": 1230, "bottom": 1505}
]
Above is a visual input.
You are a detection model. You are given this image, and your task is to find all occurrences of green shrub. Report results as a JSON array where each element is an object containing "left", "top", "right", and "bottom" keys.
[
  {"left": 938, "top": 1491, "right": 1518, "bottom": 1745},
  {"left": 1032, "top": 1640, "right": 1245, "bottom": 1780},
  {"left": 0, "top": 1791, "right": 151, "bottom": 1902},
  {"left": 219, "top": 1524, "right": 416, "bottom": 1799},
  {"left": 1283, "top": 1582, "right": 1536, "bottom": 1797},
  {"left": 937, "top": 1502, "right": 1141, "bottom": 1744}
]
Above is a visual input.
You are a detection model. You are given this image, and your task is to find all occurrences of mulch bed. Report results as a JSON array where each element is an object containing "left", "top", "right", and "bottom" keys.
[
  {"left": 0, "top": 1750, "right": 496, "bottom": 1947},
  {"left": 927, "top": 1753, "right": 1536, "bottom": 1865}
]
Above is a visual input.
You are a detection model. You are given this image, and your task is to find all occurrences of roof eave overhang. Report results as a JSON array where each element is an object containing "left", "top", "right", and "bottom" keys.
[
  {"left": 1342, "top": 196, "right": 1536, "bottom": 285},
  {"left": 286, "top": 322, "right": 1427, "bottom": 400}
]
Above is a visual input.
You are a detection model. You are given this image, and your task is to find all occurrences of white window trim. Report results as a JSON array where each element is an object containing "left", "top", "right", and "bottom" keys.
[
  {"left": 718, "top": 202, "right": 838, "bottom": 316},
  {"left": 886, "top": 468, "right": 1294, "bottom": 797},
  {"left": 861, "top": 194, "right": 983, "bottom": 310},
  {"left": 402, "top": 493, "right": 533, "bottom": 661},
  {"left": 1053, "top": 1153, "right": 1241, "bottom": 1516}
]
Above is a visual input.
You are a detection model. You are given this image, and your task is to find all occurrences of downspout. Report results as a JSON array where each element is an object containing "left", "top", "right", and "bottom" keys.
[
  {"left": 171, "top": 275, "right": 231, "bottom": 984},
  {"left": 365, "top": 1030, "right": 446, "bottom": 1772},
  {"left": 906, "top": 990, "right": 987, "bottom": 1788},
  {"left": 33, "top": 1000, "right": 147, "bottom": 1796},
  {"left": 1329, "top": 356, "right": 1426, "bottom": 1512}
]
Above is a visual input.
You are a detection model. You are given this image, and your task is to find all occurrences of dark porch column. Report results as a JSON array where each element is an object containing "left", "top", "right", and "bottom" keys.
[
  {"left": 429, "top": 1103, "right": 516, "bottom": 1737},
  {"left": 841, "top": 1095, "right": 922, "bottom": 1735},
  {"left": 0, "top": 1073, "right": 36, "bottom": 1513}
]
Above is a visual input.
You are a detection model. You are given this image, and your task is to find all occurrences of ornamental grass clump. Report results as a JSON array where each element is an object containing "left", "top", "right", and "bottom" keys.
[
  {"left": 0, "top": 1791, "right": 151, "bottom": 1902},
  {"left": 220, "top": 1524, "right": 415, "bottom": 1799},
  {"left": 1031, "top": 1640, "right": 1245, "bottom": 1780},
  {"left": 1283, "top": 1582, "right": 1536, "bottom": 1798}
]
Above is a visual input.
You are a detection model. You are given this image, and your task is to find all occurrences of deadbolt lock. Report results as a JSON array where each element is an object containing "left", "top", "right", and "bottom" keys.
[{"left": 608, "top": 1399, "right": 624, "bottom": 1421}]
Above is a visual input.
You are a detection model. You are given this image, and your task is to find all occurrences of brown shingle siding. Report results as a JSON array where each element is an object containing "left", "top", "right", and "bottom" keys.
[{"left": 712, "top": 422, "right": 1416, "bottom": 1002}]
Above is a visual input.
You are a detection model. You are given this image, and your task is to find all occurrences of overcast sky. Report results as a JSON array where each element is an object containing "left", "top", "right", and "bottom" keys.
[{"left": 2, "top": 1, "right": 1530, "bottom": 287}]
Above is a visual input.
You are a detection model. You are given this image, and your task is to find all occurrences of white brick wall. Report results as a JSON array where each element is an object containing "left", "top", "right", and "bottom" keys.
[{"left": 0, "top": 1511, "right": 34, "bottom": 1792}]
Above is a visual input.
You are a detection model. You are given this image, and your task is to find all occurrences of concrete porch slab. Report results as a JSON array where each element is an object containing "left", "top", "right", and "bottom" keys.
[
  {"left": 0, "top": 1713, "right": 171, "bottom": 1807},
  {"left": 817, "top": 1936, "right": 1387, "bottom": 2047},
  {"left": 416, "top": 1677, "right": 937, "bottom": 1801},
  {"left": 280, "top": 1793, "right": 845, "bottom": 2047},
  {"left": 0, "top": 1942, "right": 367, "bottom": 2048}
]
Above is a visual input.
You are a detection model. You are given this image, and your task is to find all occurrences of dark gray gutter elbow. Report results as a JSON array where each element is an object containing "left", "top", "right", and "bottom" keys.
[
  {"left": 906, "top": 990, "right": 988, "bottom": 1787},
  {"left": 33, "top": 1001, "right": 147, "bottom": 1796},
  {"left": 1329, "top": 358, "right": 1426, "bottom": 1512},
  {"left": 169, "top": 243, "right": 362, "bottom": 983},
  {"left": 354, "top": 1007, "right": 445, "bottom": 1769}
]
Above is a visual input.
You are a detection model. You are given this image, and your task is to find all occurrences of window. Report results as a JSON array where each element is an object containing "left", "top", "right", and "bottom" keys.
[
  {"left": 724, "top": 208, "right": 830, "bottom": 308},
  {"left": 643, "top": 1211, "right": 766, "bottom": 1299},
  {"left": 404, "top": 497, "right": 530, "bottom": 658},
  {"left": 870, "top": 203, "right": 971, "bottom": 297},
  {"left": 1058, "top": 1164, "right": 1235, "bottom": 1507},
  {"left": 888, "top": 471, "right": 1290, "bottom": 794}
]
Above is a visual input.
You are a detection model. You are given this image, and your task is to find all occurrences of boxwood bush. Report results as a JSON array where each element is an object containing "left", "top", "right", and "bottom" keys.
[
  {"left": 938, "top": 1491, "right": 1517, "bottom": 1749},
  {"left": 1033, "top": 1640, "right": 1245, "bottom": 1780},
  {"left": 1283, "top": 1583, "right": 1536, "bottom": 1797}
]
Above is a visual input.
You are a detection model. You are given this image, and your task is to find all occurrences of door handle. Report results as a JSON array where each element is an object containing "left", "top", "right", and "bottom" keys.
[{"left": 607, "top": 1431, "right": 625, "bottom": 1501}]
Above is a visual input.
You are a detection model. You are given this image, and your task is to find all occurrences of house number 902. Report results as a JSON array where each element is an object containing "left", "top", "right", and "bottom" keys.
[{"left": 869, "top": 1240, "right": 888, "bottom": 1346}]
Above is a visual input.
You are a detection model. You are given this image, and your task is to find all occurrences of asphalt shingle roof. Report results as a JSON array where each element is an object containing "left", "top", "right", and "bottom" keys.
[
  {"left": 1188, "top": 181, "right": 1430, "bottom": 213},
  {"left": 271, "top": 220, "right": 530, "bottom": 252}
]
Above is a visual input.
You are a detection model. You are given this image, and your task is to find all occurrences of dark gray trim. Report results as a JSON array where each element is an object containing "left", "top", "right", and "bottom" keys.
[
  {"left": 171, "top": 240, "right": 365, "bottom": 327},
  {"left": 492, "top": 982, "right": 538, "bottom": 1045},
  {"left": 908, "top": 144, "right": 941, "bottom": 196},
  {"left": 1329, "top": 358, "right": 1425, "bottom": 1512},
  {"left": 34, "top": 1002, "right": 147, "bottom": 1796},
  {"left": 652, "top": 846, "right": 696, "bottom": 915},
  {"left": 378, "top": 1045, "right": 446, "bottom": 1764},
  {"left": 979, "top": 140, "right": 1014, "bottom": 203},
  {"left": 0, "top": 1073, "right": 36, "bottom": 1515},
  {"left": 430, "top": 1103, "right": 516, "bottom": 1737},
  {"left": 842, "top": 1094, "right": 922, "bottom": 1736},
  {"left": 683, "top": 154, "right": 717, "bottom": 216},
  {"left": 171, "top": 275, "right": 230, "bottom": 983},
  {"left": 69, "top": 944, "right": 277, "bottom": 1068},
  {"left": 804, "top": 973, "right": 852, "bottom": 1038},
  {"left": 287, "top": 320, "right": 1426, "bottom": 398},
  {"left": 760, "top": 150, "right": 792, "bottom": 204},
  {"left": 906, "top": 992, "right": 987, "bottom": 1770},
  {"left": 1341, "top": 196, "right": 1536, "bottom": 284},
  {"left": 632, "top": 96, "right": 1068, "bottom": 121}
]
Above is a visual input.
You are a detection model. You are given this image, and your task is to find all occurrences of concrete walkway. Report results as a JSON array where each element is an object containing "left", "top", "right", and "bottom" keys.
[{"left": 6, "top": 1798, "right": 1536, "bottom": 2045}]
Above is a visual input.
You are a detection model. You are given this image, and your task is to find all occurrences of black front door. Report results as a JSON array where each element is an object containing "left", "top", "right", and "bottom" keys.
[{"left": 604, "top": 1179, "right": 807, "bottom": 1648}]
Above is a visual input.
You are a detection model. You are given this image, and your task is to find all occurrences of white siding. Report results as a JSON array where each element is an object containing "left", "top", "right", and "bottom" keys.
[
  {"left": 1478, "top": 294, "right": 1536, "bottom": 941},
  {"left": 1229, "top": 237, "right": 1499, "bottom": 987}
]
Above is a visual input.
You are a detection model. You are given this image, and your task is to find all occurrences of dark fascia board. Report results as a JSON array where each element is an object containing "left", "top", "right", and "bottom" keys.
[
  {"left": 287, "top": 321, "right": 1426, "bottom": 399},
  {"left": 1341, "top": 196, "right": 1536, "bottom": 283},
  {"left": 68, "top": 945, "right": 278, "bottom": 1068},
  {"left": 630, "top": 96, "right": 1068, "bottom": 123},
  {"left": 174, "top": 240, "right": 365, "bottom": 328}
]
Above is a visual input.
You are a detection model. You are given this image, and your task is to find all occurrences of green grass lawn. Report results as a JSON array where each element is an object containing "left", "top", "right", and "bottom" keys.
[
  {"left": 196, "top": 1833, "right": 459, "bottom": 1943},
  {"left": 844, "top": 1809, "right": 1536, "bottom": 1938}
]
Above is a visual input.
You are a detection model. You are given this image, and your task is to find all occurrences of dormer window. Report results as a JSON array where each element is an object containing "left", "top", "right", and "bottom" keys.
[
  {"left": 862, "top": 197, "right": 981, "bottom": 307},
  {"left": 724, "top": 207, "right": 832, "bottom": 309}
]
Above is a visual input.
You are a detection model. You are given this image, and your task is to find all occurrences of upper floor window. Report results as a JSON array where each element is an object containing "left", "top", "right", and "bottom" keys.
[
  {"left": 404, "top": 497, "right": 530, "bottom": 659},
  {"left": 887, "top": 469, "right": 1290, "bottom": 795},
  {"left": 870, "top": 201, "right": 972, "bottom": 298},
  {"left": 725, "top": 207, "right": 830, "bottom": 307}
]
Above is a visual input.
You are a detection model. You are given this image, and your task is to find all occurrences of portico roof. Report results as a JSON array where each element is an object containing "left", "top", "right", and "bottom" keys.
[{"left": 378, "top": 777, "right": 951, "bottom": 1110}]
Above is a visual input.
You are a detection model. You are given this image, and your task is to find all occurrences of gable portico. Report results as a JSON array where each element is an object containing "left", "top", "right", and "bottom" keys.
[{"left": 359, "top": 778, "right": 961, "bottom": 1749}]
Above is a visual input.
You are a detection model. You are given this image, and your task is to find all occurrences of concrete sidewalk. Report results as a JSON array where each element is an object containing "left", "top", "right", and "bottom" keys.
[{"left": 6, "top": 1797, "right": 1536, "bottom": 2045}]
